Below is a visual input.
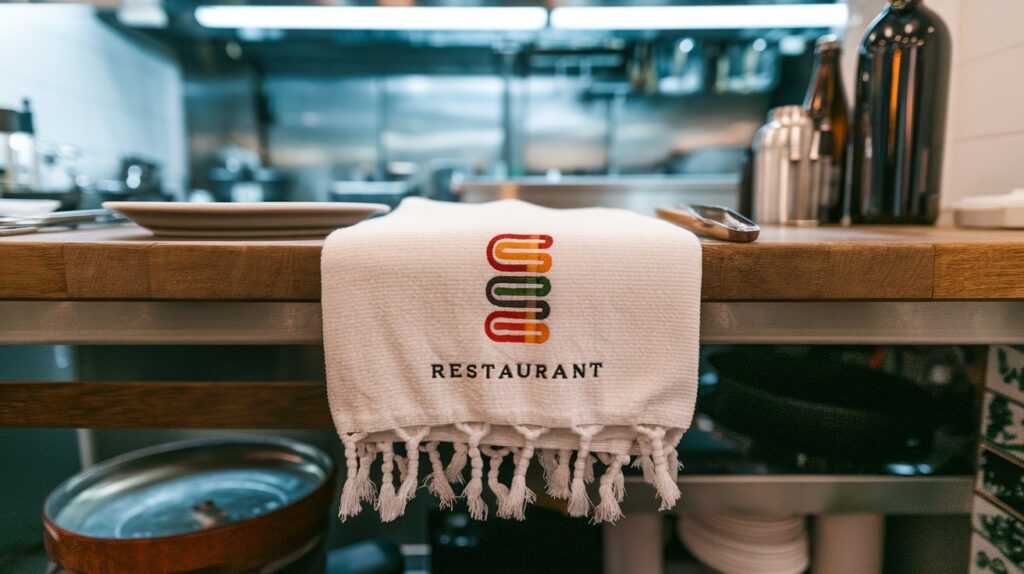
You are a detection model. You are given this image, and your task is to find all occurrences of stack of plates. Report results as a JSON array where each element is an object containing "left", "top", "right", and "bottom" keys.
[{"left": 678, "top": 511, "right": 809, "bottom": 574}]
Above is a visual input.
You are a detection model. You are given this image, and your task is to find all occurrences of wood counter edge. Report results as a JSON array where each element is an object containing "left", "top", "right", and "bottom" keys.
[{"left": 1, "top": 233, "right": 1024, "bottom": 301}]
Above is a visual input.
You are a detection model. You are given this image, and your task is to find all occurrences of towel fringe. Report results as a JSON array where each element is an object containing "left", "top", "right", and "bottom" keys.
[
  {"left": 356, "top": 444, "right": 378, "bottom": 504},
  {"left": 631, "top": 436, "right": 657, "bottom": 485},
  {"left": 422, "top": 441, "right": 456, "bottom": 509},
  {"left": 455, "top": 422, "right": 491, "bottom": 520},
  {"left": 501, "top": 425, "right": 549, "bottom": 520},
  {"left": 537, "top": 449, "right": 558, "bottom": 484},
  {"left": 389, "top": 426, "right": 429, "bottom": 522},
  {"left": 547, "top": 449, "right": 572, "bottom": 499},
  {"left": 376, "top": 443, "right": 401, "bottom": 522},
  {"left": 336, "top": 423, "right": 685, "bottom": 523},
  {"left": 338, "top": 432, "right": 368, "bottom": 521},
  {"left": 482, "top": 445, "right": 511, "bottom": 513},
  {"left": 634, "top": 425, "right": 681, "bottom": 511},
  {"left": 446, "top": 442, "right": 468, "bottom": 485},
  {"left": 568, "top": 425, "right": 603, "bottom": 517},
  {"left": 592, "top": 454, "right": 628, "bottom": 524},
  {"left": 596, "top": 452, "right": 626, "bottom": 503}
]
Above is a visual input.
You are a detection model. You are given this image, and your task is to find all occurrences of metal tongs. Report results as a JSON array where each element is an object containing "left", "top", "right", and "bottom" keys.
[
  {"left": 0, "top": 208, "right": 128, "bottom": 236},
  {"left": 656, "top": 204, "right": 760, "bottom": 242}
]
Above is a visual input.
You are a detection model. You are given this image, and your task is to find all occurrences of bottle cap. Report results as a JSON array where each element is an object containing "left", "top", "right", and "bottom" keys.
[
  {"left": 889, "top": 0, "right": 923, "bottom": 12},
  {"left": 815, "top": 34, "right": 841, "bottom": 53}
]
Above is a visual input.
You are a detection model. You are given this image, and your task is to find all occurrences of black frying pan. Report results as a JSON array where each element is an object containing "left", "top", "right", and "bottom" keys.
[{"left": 707, "top": 349, "right": 940, "bottom": 462}]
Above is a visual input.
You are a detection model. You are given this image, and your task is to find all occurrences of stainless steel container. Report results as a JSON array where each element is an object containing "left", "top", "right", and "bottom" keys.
[
  {"left": 43, "top": 437, "right": 335, "bottom": 574},
  {"left": 751, "top": 106, "right": 822, "bottom": 226},
  {"left": 0, "top": 100, "right": 40, "bottom": 192}
]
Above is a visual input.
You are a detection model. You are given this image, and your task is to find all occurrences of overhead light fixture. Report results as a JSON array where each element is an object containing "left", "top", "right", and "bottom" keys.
[
  {"left": 549, "top": 3, "right": 848, "bottom": 31},
  {"left": 194, "top": 5, "right": 549, "bottom": 31}
]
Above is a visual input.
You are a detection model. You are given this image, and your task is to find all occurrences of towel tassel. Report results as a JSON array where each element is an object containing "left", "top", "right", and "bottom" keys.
[
  {"left": 422, "top": 441, "right": 456, "bottom": 509},
  {"left": 538, "top": 449, "right": 558, "bottom": 484},
  {"left": 547, "top": 449, "right": 572, "bottom": 499},
  {"left": 376, "top": 443, "right": 400, "bottom": 521},
  {"left": 355, "top": 443, "right": 378, "bottom": 505},
  {"left": 634, "top": 425, "right": 681, "bottom": 511},
  {"left": 338, "top": 432, "right": 368, "bottom": 521},
  {"left": 395, "top": 427, "right": 429, "bottom": 503},
  {"left": 593, "top": 453, "right": 629, "bottom": 524},
  {"left": 455, "top": 422, "right": 491, "bottom": 520},
  {"left": 631, "top": 437, "right": 657, "bottom": 485},
  {"left": 568, "top": 425, "right": 603, "bottom": 517},
  {"left": 446, "top": 442, "right": 468, "bottom": 485},
  {"left": 666, "top": 428, "right": 683, "bottom": 481},
  {"left": 501, "top": 425, "right": 549, "bottom": 520},
  {"left": 482, "top": 445, "right": 511, "bottom": 512},
  {"left": 584, "top": 453, "right": 596, "bottom": 484}
]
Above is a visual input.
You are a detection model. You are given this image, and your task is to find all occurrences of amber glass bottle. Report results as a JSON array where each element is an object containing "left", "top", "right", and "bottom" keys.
[
  {"left": 804, "top": 35, "right": 849, "bottom": 224},
  {"left": 849, "top": 0, "right": 951, "bottom": 224}
]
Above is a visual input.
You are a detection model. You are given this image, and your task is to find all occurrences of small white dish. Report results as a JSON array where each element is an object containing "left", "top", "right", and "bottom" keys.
[
  {"left": 0, "top": 198, "right": 61, "bottom": 217},
  {"left": 953, "top": 189, "right": 1024, "bottom": 229},
  {"left": 103, "top": 201, "right": 390, "bottom": 238}
]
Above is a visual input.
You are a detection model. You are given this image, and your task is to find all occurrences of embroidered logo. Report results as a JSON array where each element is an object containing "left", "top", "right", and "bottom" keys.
[{"left": 485, "top": 234, "right": 552, "bottom": 344}]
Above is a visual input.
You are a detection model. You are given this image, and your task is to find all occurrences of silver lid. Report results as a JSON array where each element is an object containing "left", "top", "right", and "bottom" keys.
[
  {"left": 45, "top": 438, "right": 333, "bottom": 540},
  {"left": 767, "top": 105, "right": 811, "bottom": 125}
]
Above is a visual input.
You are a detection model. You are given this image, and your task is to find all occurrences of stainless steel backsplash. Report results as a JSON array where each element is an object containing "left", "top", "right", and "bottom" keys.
[{"left": 185, "top": 73, "right": 769, "bottom": 200}]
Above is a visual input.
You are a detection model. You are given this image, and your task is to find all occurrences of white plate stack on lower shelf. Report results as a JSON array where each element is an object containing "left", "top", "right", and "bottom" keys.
[{"left": 678, "top": 511, "right": 810, "bottom": 574}]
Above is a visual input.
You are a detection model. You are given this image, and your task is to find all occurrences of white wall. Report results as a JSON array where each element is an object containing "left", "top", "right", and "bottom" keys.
[
  {"left": 0, "top": 4, "right": 187, "bottom": 196},
  {"left": 948, "top": 0, "right": 1024, "bottom": 205}
]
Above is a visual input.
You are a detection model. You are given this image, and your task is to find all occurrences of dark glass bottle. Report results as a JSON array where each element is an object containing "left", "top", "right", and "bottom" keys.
[
  {"left": 849, "top": 0, "right": 951, "bottom": 224},
  {"left": 804, "top": 35, "right": 849, "bottom": 224}
]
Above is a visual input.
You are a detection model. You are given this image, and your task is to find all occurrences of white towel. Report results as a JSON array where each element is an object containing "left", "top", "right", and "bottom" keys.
[{"left": 322, "top": 198, "right": 701, "bottom": 523}]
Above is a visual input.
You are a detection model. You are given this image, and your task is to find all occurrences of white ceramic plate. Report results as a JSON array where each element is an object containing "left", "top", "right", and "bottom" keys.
[
  {"left": 0, "top": 198, "right": 61, "bottom": 217},
  {"left": 103, "top": 201, "right": 390, "bottom": 238}
]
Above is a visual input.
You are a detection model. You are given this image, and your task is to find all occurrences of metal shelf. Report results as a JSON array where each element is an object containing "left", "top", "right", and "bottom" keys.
[
  {"left": 622, "top": 475, "right": 972, "bottom": 515},
  {"left": 1, "top": 300, "right": 1022, "bottom": 345}
]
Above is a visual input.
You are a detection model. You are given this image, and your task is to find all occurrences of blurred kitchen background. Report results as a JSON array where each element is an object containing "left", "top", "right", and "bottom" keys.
[
  {"left": 0, "top": 0, "right": 979, "bottom": 216},
  {"left": 4, "top": 0, "right": 1024, "bottom": 572}
]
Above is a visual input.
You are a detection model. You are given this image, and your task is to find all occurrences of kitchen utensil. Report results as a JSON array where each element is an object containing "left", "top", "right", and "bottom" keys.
[
  {"left": 656, "top": 204, "right": 759, "bottom": 242},
  {"left": 0, "top": 226, "right": 38, "bottom": 236},
  {"left": 104, "top": 201, "right": 389, "bottom": 238},
  {"left": 0, "top": 208, "right": 126, "bottom": 228},
  {"left": 751, "top": 105, "right": 823, "bottom": 226},
  {"left": 43, "top": 437, "right": 334, "bottom": 574}
]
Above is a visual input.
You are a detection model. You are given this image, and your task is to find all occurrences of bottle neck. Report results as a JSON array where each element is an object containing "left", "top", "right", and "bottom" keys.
[{"left": 889, "top": 0, "right": 923, "bottom": 14}]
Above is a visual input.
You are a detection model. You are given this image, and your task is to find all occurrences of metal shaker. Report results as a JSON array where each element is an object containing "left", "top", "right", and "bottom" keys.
[{"left": 751, "top": 105, "right": 823, "bottom": 226}]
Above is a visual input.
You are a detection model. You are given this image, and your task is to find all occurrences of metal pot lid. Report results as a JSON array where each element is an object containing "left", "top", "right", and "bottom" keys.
[{"left": 45, "top": 437, "right": 333, "bottom": 540}]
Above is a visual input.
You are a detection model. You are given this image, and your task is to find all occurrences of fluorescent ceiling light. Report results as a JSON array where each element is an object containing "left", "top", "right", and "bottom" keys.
[
  {"left": 550, "top": 3, "right": 848, "bottom": 31},
  {"left": 194, "top": 5, "right": 549, "bottom": 31}
]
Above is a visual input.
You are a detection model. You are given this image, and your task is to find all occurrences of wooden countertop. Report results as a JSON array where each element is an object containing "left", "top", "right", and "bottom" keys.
[{"left": 1, "top": 224, "right": 1023, "bottom": 301}]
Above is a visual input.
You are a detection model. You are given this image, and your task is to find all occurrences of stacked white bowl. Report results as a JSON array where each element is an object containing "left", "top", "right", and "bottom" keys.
[{"left": 678, "top": 510, "right": 810, "bottom": 574}]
